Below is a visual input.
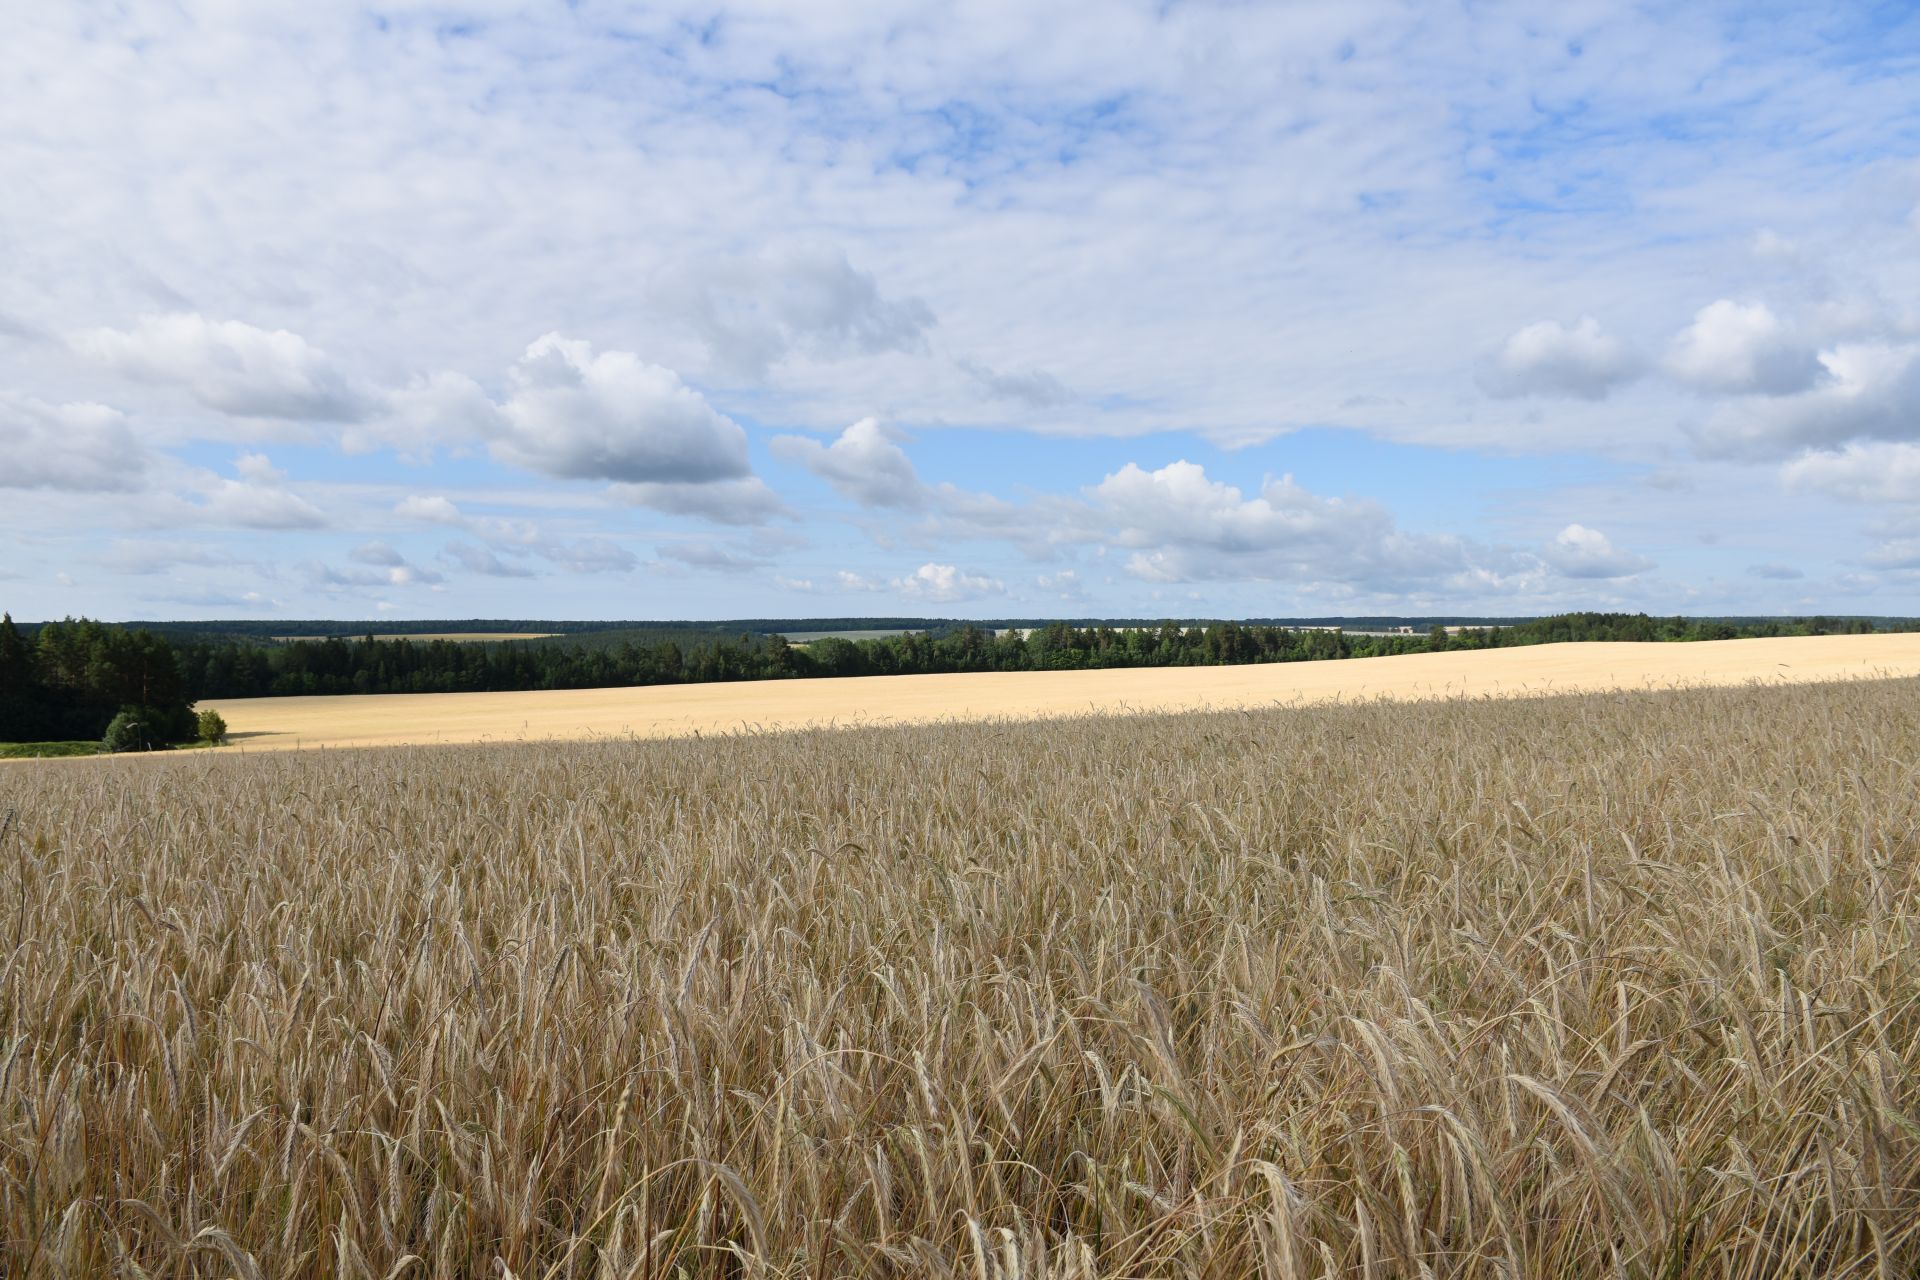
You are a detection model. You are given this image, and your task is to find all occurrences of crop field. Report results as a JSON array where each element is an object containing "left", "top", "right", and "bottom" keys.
[
  {"left": 4, "top": 676, "right": 1920, "bottom": 1277},
  {"left": 194, "top": 632, "right": 1920, "bottom": 750}
]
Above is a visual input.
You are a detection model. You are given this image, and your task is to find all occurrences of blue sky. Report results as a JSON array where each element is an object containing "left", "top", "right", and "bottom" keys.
[{"left": 3, "top": 1, "right": 1919, "bottom": 620}]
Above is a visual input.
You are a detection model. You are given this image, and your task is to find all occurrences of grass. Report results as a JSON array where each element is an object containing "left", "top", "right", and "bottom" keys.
[
  {"left": 3, "top": 678, "right": 1919, "bottom": 1276},
  {"left": 0, "top": 740, "right": 102, "bottom": 758},
  {"left": 0, "top": 739, "right": 217, "bottom": 760}
]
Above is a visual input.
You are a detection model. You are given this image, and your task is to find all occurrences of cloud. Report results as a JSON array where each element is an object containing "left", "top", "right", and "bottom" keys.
[
  {"left": 537, "top": 537, "right": 636, "bottom": 574},
  {"left": 1089, "top": 460, "right": 1468, "bottom": 587},
  {"left": 492, "top": 334, "right": 752, "bottom": 485},
  {"left": 608, "top": 476, "right": 787, "bottom": 525},
  {"left": 658, "top": 541, "right": 765, "bottom": 574},
  {"left": 304, "top": 560, "right": 442, "bottom": 589},
  {"left": 893, "top": 562, "right": 1005, "bottom": 603},
  {"left": 771, "top": 417, "right": 924, "bottom": 508},
  {"left": 394, "top": 494, "right": 465, "bottom": 524},
  {"left": 441, "top": 542, "right": 535, "bottom": 577},
  {"left": 0, "top": 395, "right": 147, "bottom": 491},
  {"left": 1665, "top": 300, "right": 1824, "bottom": 395},
  {"left": 1696, "top": 343, "right": 1920, "bottom": 459},
  {"left": 195, "top": 454, "right": 327, "bottom": 528},
  {"left": 960, "top": 359, "right": 1071, "bottom": 408},
  {"left": 99, "top": 539, "right": 249, "bottom": 576},
  {"left": 1863, "top": 540, "right": 1920, "bottom": 571},
  {"left": 1745, "top": 562, "right": 1805, "bottom": 580},
  {"left": 1538, "top": 524, "right": 1654, "bottom": 579},
  {"left": 74, "top": 313, "right": 368, "bottom": 420},
  {"left": 1479, "top": 317, "right": 1639, "bottom": 400},
  {"left": 349, "top": 541, "right": 406, "bottom": 567},
  {"left": 1782, "top": 441, "right": 1920, "bottom": 503},
  {"left": 653, "top": 244, "right": 934, "bottom": 379},
  {"left": 355, "top": 371, "right": 501, "bottom": 456}
]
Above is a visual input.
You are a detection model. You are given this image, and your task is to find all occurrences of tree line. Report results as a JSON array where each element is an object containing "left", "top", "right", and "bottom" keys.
[{"left": 0, "top": 610, "right": 1899, "bottom": 746}]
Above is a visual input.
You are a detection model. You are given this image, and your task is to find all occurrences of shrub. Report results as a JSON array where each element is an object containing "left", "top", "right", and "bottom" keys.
[
  {"left": 101, "top": 703, "right": 196, "bottom": 753},
  {"left": 196, "top": 708, "right": 228, "bottom": 745},
  {"left": 101, "top": 707, "right": 159, "bottom": 753}
]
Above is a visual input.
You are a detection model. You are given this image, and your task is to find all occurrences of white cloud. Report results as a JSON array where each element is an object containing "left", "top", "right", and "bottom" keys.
[
  {"left": 1666, "top": 300, "right": 1824, "bottom": 395},
  {"left": 0, "top": 395, "right": 146, "bottom": 491},
  {"left": 609, "top": 476, "right": 787, "bottom": 525},
  {"left": 1863, "top": 539, "right": 1920, "bottom": 570},
  {"left": 1783, "top": 441, "right": 1920, "bottom": 503},
  {"left": 394, "top": 494, "right": 465, "bottom": 524},
  {"left": 1696, "top": 343, "right": 1920, "bottom": 459},
  {"left": 195, "top": 454, "right": 327, "bottom": 529},
  {"left": 1745, "top": 562, "right": 1804, "bottom": 580},
  {"left": 652, "top": 244, "right": 934, "bottom": 379},
  {"left": 1538, "top": 524, "right": 1654, "bottom": 579},
  {"left": 74, "top": 313, "right": 368, "bottom": 420},
  {"left": 771, "top": 417, "right": 924, "bottom": 508},
  {"left": 356, "top": 371, "right": 501, "bottom": 456},
  {"left": 1479, "top": 318, "right": 1639, "bottom": 401},
  {"left": 1089, "top": 460, "right": 1467, "bottom": 588},
  {"left": 493, "top": 334, "right": 752, "bottom": 485},
  {"left": 893, "top": 562, "right": 1006, "bottom": 603}
]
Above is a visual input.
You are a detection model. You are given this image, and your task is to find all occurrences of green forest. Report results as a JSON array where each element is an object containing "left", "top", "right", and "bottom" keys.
[{"left": 0, "top": 610, "right": 1895, "bottom": 749}]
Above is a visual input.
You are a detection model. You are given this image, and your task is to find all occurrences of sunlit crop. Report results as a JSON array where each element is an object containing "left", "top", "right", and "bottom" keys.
[{"left": 4, "top": 679, "right": 1918, "bottom": 1276}]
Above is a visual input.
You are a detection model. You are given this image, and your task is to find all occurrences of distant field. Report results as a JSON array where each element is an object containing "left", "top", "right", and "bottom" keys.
[
  {"left": 270, "top": 631, "right": 558, "bottom": 643},
  {"left": 194, "top": 632, "right": 1920, "bottom": 750},
  {"left": 7, "top": 674, "right": 1919, "bottom": 1274},
  {"left": 780, "top": 627, "right": 922, "bottom": 642}
]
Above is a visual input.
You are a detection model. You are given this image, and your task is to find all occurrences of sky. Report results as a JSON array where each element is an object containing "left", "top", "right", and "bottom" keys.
[{"left": 3, "top": 1, "right": 1919, "bottom": 622}]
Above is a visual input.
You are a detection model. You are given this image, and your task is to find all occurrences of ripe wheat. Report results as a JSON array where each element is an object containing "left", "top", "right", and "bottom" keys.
[{"left": 3, "top": 679, "right": 1918, "bottom": 1276}]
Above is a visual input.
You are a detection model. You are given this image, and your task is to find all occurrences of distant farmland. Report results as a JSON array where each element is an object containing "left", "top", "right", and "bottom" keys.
[{"left": 194, "top": 632, "right": 1920, "bottom": 751}]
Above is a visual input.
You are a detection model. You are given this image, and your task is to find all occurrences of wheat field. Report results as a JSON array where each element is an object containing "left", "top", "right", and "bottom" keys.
[
  {"left": 200, "top": 633, "right": 1920, "bottom": 750},
  {"left": 4, "top": 678, "right": 1920, "bottom": 1277}
]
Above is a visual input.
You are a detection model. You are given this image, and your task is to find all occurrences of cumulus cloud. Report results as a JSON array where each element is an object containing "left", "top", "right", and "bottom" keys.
[
  {"left": 1746, "top": 562, "right": 1805, "bottom": 580},
  {"left": 608, "top": 476, "right": 787, "bottom": 525},
  {"left": 492, "top": 334, "right": 751, "bottom": 485},
  {"left": 893, "top": 562, "right": 1005, "bottom": 603},
  {"left": 653, "top": 244, "right": 934, "bottom": 379},
  {"left": 195, "top": 454, "right": 327, "bottom": 529},
  {"left": 1695, "top": 343, "right": 1920, "bottom": 459},
  {"left": 1665, "top": 300, "right": 1825, "bottom": 395},
  {"left": 355, "top": 370, "right": 501, "bottom": 456},
  {"left": 1089, "top": 460, "right": 1468, "bottom": 587},
  {"left": 1479, "top": 317, "right": 1639, "bottom": 400},
  {"left": 1782, "top": 441, "right": 1920, "bottom": 503},
  {"left": 1537, "top": 524, "right": 1654, "bottom": 579},
  {"left": 0, "top": 395, "right": 147, "bottom": 491},
  {"left": 771, "top": 417, "right": 924, "bottom": 508},
  {"left": 74, "top": 313, "right": 369, "bottom": 420}
]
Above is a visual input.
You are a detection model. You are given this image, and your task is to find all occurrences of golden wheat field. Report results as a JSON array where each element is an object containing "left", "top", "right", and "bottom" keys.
[
  {"left": 4, "top": 676, "right": 1920, "bottom": 1277},
  {"left": 199, "top": 633, "right": 1920, "bottom": 750}
]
